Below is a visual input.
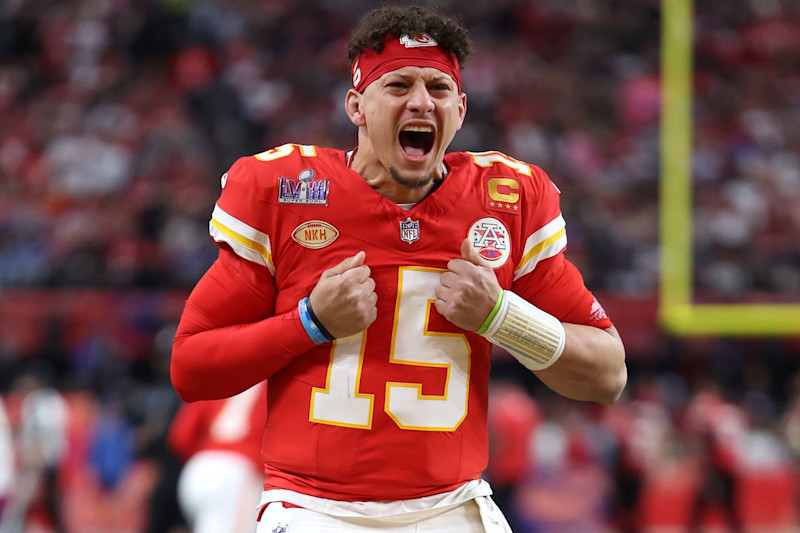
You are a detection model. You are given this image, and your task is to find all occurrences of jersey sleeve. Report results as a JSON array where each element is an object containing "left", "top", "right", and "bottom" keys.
[
  {"left": 209, "top": 156, "right": 276, "bottom": 276},
  {"left": 512, "top": 165, "right": 568, "bottom": 281},
  {"left": 512, "top": 165, "right": 613, "bottom": 329},
  {"left": 171, "top": 248, "right": 317, "bottom": 402},
  {"left": 171, "top": 152, "right": 318, "bottom": 402}
]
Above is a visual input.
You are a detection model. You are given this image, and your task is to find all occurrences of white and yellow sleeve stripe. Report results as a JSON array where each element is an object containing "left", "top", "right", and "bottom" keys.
[
  {"left": 513, "top": 214, "right": 567, "bottom": 281},
  {"left": 209, "top": 204, "right": 275, "bottom": 275}
]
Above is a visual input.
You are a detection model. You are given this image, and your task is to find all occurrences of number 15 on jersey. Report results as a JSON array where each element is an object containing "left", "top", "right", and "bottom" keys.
[{"left": 309, "top": 267, "right": 471, "bottom": 432}]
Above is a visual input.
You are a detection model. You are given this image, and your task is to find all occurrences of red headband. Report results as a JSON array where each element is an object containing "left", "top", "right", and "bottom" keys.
[{"left": 351, "top": 33, "right": 461, "bottom": 93}]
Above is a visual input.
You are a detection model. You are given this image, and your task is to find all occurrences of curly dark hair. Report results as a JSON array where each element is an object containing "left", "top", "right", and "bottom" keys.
[{"left": 347, "top": 5, "right": 473, "bottom": 68}]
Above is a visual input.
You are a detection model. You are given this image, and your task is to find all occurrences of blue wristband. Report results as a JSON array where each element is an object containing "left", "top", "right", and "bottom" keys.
[{"left": 298, "top": 297, "right": 333, "bottom": 345}]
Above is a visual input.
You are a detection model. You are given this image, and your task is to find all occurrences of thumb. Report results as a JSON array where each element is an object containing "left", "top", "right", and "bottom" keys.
[
  {"left": 324, "top": 251, "right": 366, "bottom": 277},
  {"left": 460, "top": 237, "right": 485, "bottom": 266}
]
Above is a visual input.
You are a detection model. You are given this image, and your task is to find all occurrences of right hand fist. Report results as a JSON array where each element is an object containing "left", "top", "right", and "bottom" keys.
[
  {"left": 309, "top": 251, "right": 377, "bottom": 338},
  {"left": 435, "top": 238, "right": 501, "bottom": 332}
]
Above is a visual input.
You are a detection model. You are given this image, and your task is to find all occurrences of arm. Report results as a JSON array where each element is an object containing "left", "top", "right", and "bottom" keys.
[
  {"left": 170, "top": 248, "right": 316, "bottom": 402},
  {"left": 513, "top": 252, "right": 626, "bottom": 403},
  {"left": 173, "top": 154, "right": 377, "bottom": 402},
  {"left": 538, "top": 324, "right": 626, "bottom": 403},
  {"left": 171, "top": 248, "right": 377, "bottom": 402},
  {"left": 436, "top": 239, "right": 626, "bottom": 404}
]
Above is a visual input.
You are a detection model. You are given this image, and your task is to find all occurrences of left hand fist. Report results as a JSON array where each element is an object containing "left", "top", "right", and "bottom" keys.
[{"left": 434, "top": 238, "right": 502, "bottom": 332}]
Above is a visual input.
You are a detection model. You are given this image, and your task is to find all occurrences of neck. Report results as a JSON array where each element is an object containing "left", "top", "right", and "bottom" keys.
[{"left": 349, "top": 146, "right": 444, "bottom": 205}]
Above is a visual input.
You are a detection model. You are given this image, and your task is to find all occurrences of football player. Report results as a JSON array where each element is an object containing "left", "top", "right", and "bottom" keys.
[{"left": 171, "top": 5, "right": 626, "bottom": 532}]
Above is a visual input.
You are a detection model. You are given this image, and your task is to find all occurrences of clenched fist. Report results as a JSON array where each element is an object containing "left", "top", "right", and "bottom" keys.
[
  {"left": 435, "top": 238, "right": 502, "bottom": 332},
  {"left": 309, "top": 251, "right": 378, "bottom": 338}
]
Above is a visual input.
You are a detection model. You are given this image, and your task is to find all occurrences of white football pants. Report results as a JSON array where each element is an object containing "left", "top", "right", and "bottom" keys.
[
  {"left": 256, "top": 496, "right": 512, "bottom": 533},
  {"left": 178, "top": 450, "right": 263, "bottom": 533}
]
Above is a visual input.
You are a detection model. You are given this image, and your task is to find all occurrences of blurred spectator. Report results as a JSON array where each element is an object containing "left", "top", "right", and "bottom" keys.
[
  {"left": 133, "top": 323, "right": 189, "bottom": 533},
  {"left": 603, "top": 380, "right": 673, "bottom": 533},
  {"left": 783, "top": 372, "right": 800, "bottom": 461},
  {"left": 684, "top": 381, "right": 747, "bottom": 533},
  {"left": 89, "top": 396, "right": 135, "bottom": 492},
  {"left": 168, "top": 381, "right": 266, "bottom": 533},
  {"left": 486, "top": 380, "right": 541, "bottom": 532},
  {"left": 2, "top": 367, "right": 68, "bottom": 533},
  {"left": 0, "top": 396, "right": 13, "bottom": 523},
  {"left": 514, "top": 400, "right": 612, "bottom": 533},
  {"left": 780, "top": 370, "right": 800, "bottom": 518}
]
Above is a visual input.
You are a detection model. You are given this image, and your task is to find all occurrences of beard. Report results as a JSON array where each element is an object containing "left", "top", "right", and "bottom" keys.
[{"left": 389, "top": 166, "right": 436, "bottom": 189}]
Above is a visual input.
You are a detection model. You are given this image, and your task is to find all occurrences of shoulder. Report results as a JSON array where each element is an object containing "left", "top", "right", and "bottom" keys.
[
  {"left": 448, "top": 150, "right": 559, "bottom": 192},
  {"left": 448, "top": 151, "right": 567, "bottom": 277},
  {"left": 217, "top": 144, "right": 343, "bottom": 215},
  {"left": 211, "top": 144, "right": 343, "bottom": 272},
  {"left": 447, "top": 150, "right": 561, "bottom": 213},
  {"left": 250, "top": 143, "right": 339, "bottom": 171},
  {"left": 223, "top": 144, "right": 341, "bottom": 192}
]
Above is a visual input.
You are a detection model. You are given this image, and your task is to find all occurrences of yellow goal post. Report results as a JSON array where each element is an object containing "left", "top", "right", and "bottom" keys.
[{"left": 659, "top": 0, "right": 800, "bottom": 335}]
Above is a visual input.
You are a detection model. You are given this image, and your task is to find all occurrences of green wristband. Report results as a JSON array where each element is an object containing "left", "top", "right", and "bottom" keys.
[{"left": 476, "top": 290, "right": 505, "bottom": 335}]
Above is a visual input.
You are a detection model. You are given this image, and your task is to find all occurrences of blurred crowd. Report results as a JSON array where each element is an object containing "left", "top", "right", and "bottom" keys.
[
  {"left": 0, "top": 0, "right": 797, "bottom": 295},
  {"left": 1, "top": 0, "right": 800, "bottom": 531},
  {"left": 3, "top": 318, "right": 800, "bottom": 532}
]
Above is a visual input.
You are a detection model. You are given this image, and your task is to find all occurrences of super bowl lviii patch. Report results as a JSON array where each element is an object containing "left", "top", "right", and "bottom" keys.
[
  {"left": 279, "top": 169, "right": 329, "bottom": 205},
  {"left": 469, "top": 217, "right": 510, "bottom": 268}
]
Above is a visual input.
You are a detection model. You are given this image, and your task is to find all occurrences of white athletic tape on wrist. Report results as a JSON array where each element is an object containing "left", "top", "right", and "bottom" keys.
[{"left": 481, "top": 290, "right": 566, "bottom": 371}]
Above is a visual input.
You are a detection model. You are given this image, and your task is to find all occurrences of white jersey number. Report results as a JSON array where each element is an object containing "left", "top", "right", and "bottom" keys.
[
  {"left": 469, "top": 150, "right": 532, "bottom": 176},
  {"left": 310, "top": 268, "right": 471, "bottom": 431}
]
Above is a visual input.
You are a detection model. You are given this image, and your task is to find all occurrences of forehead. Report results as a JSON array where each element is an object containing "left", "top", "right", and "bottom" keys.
[{"left": 378, "top": 66, "right": 457, "bottom": 85}]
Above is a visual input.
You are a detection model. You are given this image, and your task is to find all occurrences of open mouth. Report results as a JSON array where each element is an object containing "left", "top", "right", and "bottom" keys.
[{"left": 399, "top": 125, "right": 434, "bottom": 158}]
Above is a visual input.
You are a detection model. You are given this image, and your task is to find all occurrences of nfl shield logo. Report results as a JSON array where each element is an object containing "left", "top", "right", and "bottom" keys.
[{"left": 399, "top": 217, "right": 420, "bottom": 244}]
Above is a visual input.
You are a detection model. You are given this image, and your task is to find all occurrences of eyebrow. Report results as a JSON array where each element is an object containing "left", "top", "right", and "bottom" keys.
[{"left": 387, "top": 72, "right": 454, "bottom": 84}]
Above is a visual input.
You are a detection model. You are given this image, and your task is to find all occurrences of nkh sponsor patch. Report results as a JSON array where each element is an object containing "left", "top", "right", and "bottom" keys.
[
  {"left": 292, "top": 220, "right": 338, "bottom": 249},
  {"left": 468, "top": 217, "right": 511, "bottom": 268}
]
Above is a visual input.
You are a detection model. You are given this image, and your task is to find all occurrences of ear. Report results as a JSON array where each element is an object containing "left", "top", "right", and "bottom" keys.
[
  {"left": 345, "top": 89, "right": 366, "bottom": 127},
  {"left": 456, "top": 92, "right": 467, "bottom": 130}
]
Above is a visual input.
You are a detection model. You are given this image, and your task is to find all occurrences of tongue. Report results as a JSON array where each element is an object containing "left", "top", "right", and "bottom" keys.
[{"left": 403, "top": 145, "right": 426, "bottom": 157}]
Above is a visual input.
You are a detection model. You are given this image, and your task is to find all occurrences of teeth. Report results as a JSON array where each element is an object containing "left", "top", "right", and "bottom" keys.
[{"left": 401, "top": 125, "right": 433, "bottom": 133}]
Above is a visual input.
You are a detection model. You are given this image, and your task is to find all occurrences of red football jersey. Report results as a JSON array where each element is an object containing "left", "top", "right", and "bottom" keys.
[
  {"left": 172, "top": 144, "right": 612, "bottom": 501},
  {"left": 168, "top": 382, "right": 267, "bottom": 471}
]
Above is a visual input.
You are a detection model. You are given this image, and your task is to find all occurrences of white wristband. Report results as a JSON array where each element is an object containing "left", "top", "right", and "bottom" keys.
[{"left": 481, "top": 290, "right": 566, "bottom": 371}]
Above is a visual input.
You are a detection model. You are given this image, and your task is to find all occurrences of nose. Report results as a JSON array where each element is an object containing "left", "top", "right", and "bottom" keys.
[{"left": 406, "top": 80, "right": 435, "bottom": 113}]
